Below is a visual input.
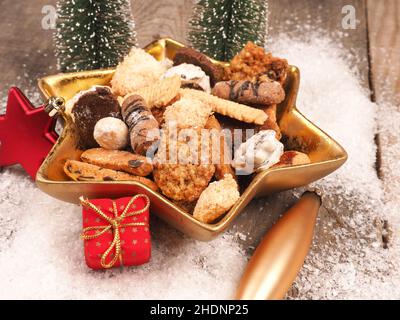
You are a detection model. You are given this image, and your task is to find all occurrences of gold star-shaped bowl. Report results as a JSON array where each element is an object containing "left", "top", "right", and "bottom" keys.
[{"left": 36, "top": 38, "right": 347, "bottom": 241}]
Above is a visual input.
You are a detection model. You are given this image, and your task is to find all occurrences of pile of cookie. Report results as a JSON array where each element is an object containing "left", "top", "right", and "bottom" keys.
[{"left": 63, "top": 42, "right": 310, "bottom": 224}]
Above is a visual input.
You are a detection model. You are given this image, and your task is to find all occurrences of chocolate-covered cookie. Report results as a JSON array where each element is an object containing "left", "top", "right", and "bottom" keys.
[
  {"left": 65, "top": 86, "right": 121, "bottom": 149},
  {"left": 121, "top": 94, "right": 160, "bottom": 156}
]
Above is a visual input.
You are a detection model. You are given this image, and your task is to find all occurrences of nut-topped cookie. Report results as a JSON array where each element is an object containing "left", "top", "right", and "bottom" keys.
[
  {"left": 153, "top": 163, "right": 215, "bottom": 202},
  {"left": 226, "top": 41, "right": 288, "bottom": 85}
]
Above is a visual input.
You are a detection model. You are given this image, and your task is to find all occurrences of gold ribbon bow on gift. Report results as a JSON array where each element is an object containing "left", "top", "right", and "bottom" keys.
[{"left": 79, "top": 194, "right": 150, "bottom": 269}]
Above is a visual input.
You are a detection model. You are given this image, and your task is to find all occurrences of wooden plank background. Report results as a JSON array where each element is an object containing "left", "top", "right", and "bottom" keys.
[
  {"left": 367, "top": 0, "right": 400, "bottom": 208},
  {"left": 0, "top": 0, "right": 398, "bottom": 296}
]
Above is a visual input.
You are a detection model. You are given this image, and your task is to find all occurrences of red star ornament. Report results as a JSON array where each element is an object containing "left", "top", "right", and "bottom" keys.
[{"left": 0, "top": 87, "right": 58, "bottom": 179}]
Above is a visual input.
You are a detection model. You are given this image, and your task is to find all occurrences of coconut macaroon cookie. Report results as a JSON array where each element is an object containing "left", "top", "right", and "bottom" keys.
[{"left": 111, "top": 47, "right": 168, "bottom": 96}]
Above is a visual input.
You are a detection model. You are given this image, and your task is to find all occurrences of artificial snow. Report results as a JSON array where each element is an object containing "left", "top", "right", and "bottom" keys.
[
  {"left": 1, "top": 31, "right": 399, "bottom": 299},
  {"left": 269, "top": 34, "right": 400, "bottom": 299}
]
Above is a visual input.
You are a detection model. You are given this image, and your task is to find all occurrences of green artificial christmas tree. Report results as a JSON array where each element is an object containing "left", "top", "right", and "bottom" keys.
[
  {"left": 188, "top": 0, "right": 268, "bottom": 61},
  {"left": 55, "top": 0, "right": 137, "bottom": 72}
]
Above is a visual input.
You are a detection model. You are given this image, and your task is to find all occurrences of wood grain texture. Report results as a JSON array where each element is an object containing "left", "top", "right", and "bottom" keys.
[
  {"left": 0, "top": 0, "right": 57, "bottom": 102},
  {"left": 268, "top": 0, "right": 370, "bottom": 87},
  {"left": 367, "top": 0, "right": 400, "bottom": 105},
  {"left": 132, "top": 0, "right": 194, "bottom": 46}
]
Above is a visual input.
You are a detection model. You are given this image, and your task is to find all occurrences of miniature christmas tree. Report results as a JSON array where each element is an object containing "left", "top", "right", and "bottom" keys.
[
  {"left": 55, "top": 0, "right": 137, "bottom": 72},
  {"left": 188, "top": 0, "right": 268, "bottom": 61}
]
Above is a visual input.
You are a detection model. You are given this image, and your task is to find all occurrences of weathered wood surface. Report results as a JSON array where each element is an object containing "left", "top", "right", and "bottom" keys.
[
  {"left": 268, "top": 0, "right": 371, "bottom": 87},
  {"left": 367, "top": 0, "right": 400, "bottom": 104},
  {"left": 367, "top": 0, "right": 400, "bottom": 205},
  {"left": 132, "top": 0, "right": 195, "bottom": 46},
  {"left": 0, "top": 0, "right": 57, "bottom": 102}
]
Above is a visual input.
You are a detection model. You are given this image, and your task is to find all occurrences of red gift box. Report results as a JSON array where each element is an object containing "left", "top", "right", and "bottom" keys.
[{"left": 80, "top": 194, "right": 151, "bottom": 270}]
